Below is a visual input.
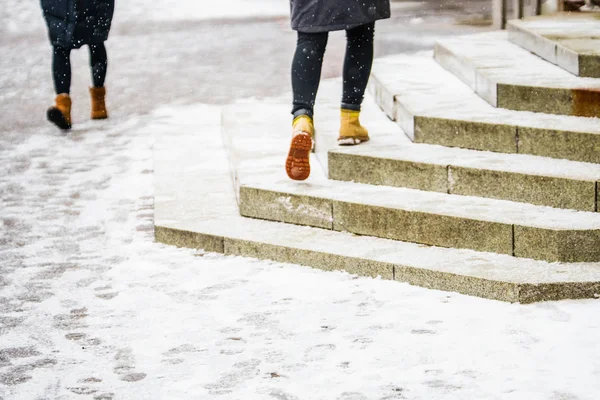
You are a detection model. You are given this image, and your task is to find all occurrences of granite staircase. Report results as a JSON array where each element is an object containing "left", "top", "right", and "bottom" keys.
[{"left": 154, "top": 14, "right": 600, "bottom": 303}]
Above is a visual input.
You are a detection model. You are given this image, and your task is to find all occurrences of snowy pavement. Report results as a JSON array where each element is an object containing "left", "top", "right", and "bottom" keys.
[
  {"left": 2, "top": 1, "right": 600, "bottom": 399},
  {"left": 2, "top": 113, "right": 600, "bottom": 399}
]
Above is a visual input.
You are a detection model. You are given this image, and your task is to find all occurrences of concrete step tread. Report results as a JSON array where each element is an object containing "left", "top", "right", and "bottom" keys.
[
  {"left": 508, "top": 13, "right": 600, "bottom": 77},
  {"left": 241, "top": 162, "right": 600, "bottom": 231},
  {"left": 153, "top": 103, "right": 600, "bottom": 303},
  {"left": 436, "top": 31, "right": 600, "bottom": 90},
  {"left": 326, "top": 126, "right": 600, "bottom": 212},
  {"left": 330, "top": 122, "right": 600, "bottom": 184},
  {"left": 371, "top": 52, "right": 600, "bottom": 137}
]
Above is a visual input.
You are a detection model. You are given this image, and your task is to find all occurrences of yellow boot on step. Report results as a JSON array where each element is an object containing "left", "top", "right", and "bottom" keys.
[
  {"left": 338, "top": 109, "right": 369, "bottom": 146},
  {"left": 285, "top": 115, "right": 314, "bottom": 181}
]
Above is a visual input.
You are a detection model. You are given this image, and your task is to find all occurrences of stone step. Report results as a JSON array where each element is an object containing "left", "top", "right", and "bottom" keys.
[
  {"left": 326, "top": 129, "right": 600, "bottom": 213},
  {"left": 153, "top": 102, "right": 600, "bottom": 303},
  {"left": 434, "top": 31, "right": 600, "bottom": 117},
  {"left": 224, "top": 103, "right": 600, "bottom": 263},
  {"left": 319, "top": 78, "right": 600, "bottom": 211},
  {"left": 239, "top": 173, "right": 600, "bottom": 263},
  {"left": 369, "top": 52, "right": 600, "bottom": 164},
  {"left": 508, "top": 14, "right": 600, "bottom": 78}
]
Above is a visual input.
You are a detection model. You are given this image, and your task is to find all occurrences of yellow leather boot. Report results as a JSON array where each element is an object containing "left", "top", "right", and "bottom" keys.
[
  {"left": 47, "top": 93, "right": 72, "bottom": 130},
  {"left": 338, "top": 109, "right": 369, "bottom": 145},
  {"left": 90, "top": 86, "right": 108, "bottom": 119},
  {"left": 285, "top": 115, "right": 314, "bottom": 181}
]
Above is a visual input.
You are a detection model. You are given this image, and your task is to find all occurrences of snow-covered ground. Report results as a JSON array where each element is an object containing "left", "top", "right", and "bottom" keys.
[
  {"left": 2, "top": 0, "right": 600, "bottom": 399},
  {"left": 1, "top": 0, "right": 289, "bottom": 36},
  {"left": 122, "top": 0, "right": 289, "bottom": 22},
  {"left": 2, "top": 109, "right": 600, "bottom": 400}
]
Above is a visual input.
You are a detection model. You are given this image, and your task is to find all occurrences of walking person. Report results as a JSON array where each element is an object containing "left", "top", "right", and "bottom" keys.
[
  {"left": 285, "top": 0, "right": 391, "bottom": 181},
  {"left": 41, "top": 0, "right": 115, "bottom": 130}
]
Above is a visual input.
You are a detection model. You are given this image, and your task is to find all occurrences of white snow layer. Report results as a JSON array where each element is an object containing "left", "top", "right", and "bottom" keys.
[
  {"left": 1, "top": 0, "right": 289, "bottom": 37},
  {"left": 1, "top": 1, "right": 600, "bottom": 399},
  {"left": 2, "top": 103, "right": 600, "bottom": 400},
  {"left": 121, "top": 0, "right": 290, "bottom": 22}
]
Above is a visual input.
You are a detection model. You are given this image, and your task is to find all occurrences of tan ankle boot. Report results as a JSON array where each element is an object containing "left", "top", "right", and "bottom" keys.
[
  {"left": 90, "top": 86, "right": 108, "bottom": 119},
  {"left": 285, "top": 115, "right": 314, "bottom": 181},
  {"left": 338, "top": 109, "right": 369, "bottom": 146},
  {"left": 47, "top": 93, "right": 72, "bottom": 130}
]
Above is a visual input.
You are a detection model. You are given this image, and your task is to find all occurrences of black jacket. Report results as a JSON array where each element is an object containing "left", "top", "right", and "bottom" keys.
[
  {"left": 290, "top": 0, "right": 391, "bottom": 33},
  {"left": 41, "top": 0, "right": 114, "bottom": 48}
]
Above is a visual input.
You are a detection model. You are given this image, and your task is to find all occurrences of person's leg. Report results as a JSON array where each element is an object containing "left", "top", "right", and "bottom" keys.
[
  {"left": 52, "top": 46, "right": 71, "bottom": 94},
  {"left": 89, "top": 43, "right": 109, "bottom": 119},
  {"left": 89, "top": 43, "right": 108, "bottom": 88},
  {"left": 338, "top": 23, "right": 374, "bottom": 145},
  {"left": 287, "top": 31, "right": 329, "bottom": 181},
  {"left": 342, "top": 22, "right": 374, "bottom": 111},
  {"left": 47, "top": 46, "right": 72, "bottom": 129},
  {"left": 291, "top": 31, "right": 329, "bottom": 119}
]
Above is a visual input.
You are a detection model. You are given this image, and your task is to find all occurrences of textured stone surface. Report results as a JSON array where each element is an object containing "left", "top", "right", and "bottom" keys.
[
  {"left": 155, "top": 226, "right": 225, "bottom": 253},
  {"left": 324, "top": 123, "right": 600, "bottom": 211},
  {"left": 328, "top": 151, "right": 449, "bottom": 192},
  {"left": 332, "top": 201, "right": 514, "bottom": 255},
  {"left": 572, "top": 89, "right": 600, "bottom": 118},
  {"left": 414, "top": 116, "right": 517, "bottom": 154},
  {"left": 518, "top": 282, "right": 600, "bottom": 303},
  {"left": 242, "top": 181, "right": 600, "bottom": 261},
  {"left": 514, "top": 227, "right": 600, "bottom": 262},
  {"left": 225, "top": 238, "right": 395, "bottom": 280},
  {"left": 239, "top": 186, "right": 333, "bottom": 229},
  {"left": 394, "top": 264, "right": 520, "bottom": 302},
  {"left": 518, "top": 126, "right": 600, "bottom": 164},
  {"left": 579, "top": 53, "right": 600, "bottom": 79},
  {"left": 496, "top": 84, "right": 574, "bottom": 116},
  {"left": 448, "top": 166, "right": 597, "bottom": 211}
]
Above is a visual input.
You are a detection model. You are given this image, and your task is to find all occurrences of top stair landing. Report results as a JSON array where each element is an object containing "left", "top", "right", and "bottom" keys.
[
  {"left": 434, "top": 31, "right": 600, "bottom": 117},
  {"left": 508, "top": 13, "right": 600, "bottom": 78}
]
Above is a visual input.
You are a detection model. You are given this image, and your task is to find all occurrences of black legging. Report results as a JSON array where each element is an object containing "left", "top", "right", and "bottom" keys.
[
  {"left": 52, "top": 43, "right": 108, "bottom": 94},
  {"left": 291, "top": 22, "right": 375, "bottom": 118}
]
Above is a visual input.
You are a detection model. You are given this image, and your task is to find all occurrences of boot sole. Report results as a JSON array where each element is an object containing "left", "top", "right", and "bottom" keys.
[
  {"left": 47, "top": 108, "right": 71, "bottom": 130},
  {"left": 338, "top": 136, "right": 370, "bottom": 146},
  {"left": 91, "top": 110, "right": 108, "bottom": 120},
  {"left": 285, "top": 132, "right": 312, "bottom": 181}
]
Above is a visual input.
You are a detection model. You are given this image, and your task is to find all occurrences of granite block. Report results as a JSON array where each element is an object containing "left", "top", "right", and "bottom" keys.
[{"left": 333, "top": 201, "right": 514, "bottom": 255}]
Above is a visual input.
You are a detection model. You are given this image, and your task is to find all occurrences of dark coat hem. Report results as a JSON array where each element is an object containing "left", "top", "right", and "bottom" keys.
[
  {"left": 41, "top": 0, "right": 114, "bottom": 49},
  {"left": 290, "top": 0, "right": 391, "bottom": 33},
  {"left": 293, "top": 17, "right": 387, "bottom": 33}
]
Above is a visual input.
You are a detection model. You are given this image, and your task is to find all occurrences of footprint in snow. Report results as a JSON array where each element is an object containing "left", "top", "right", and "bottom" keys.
[{"left": 303, "top": 344, "right": 336, "bottom": 361}]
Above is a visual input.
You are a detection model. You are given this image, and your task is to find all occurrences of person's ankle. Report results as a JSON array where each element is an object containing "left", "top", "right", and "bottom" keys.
[
  {"left": 292, "top": 108, "right": 313, "bottom": 120},
  {"left": 341, "top": 103, "right": 361, "bottom": 112}
]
